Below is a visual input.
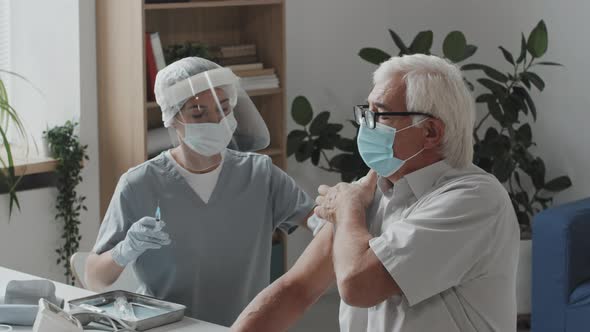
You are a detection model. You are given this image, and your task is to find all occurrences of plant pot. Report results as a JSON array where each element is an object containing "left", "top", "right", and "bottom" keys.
[
  {"left": 40, "top": 136, "right": 52, "bottom": 158},
  {"left": 516, "top": 239, "right": 532, "bottom": 314}
]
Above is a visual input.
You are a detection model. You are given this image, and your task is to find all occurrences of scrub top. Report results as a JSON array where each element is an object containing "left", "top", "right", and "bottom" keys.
[{"left": 93, "top": 149, "right": 314, "bottom": 326}]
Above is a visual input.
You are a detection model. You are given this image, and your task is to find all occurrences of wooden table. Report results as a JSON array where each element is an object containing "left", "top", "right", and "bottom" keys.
[{"left": 0, "top": 266, "right": 229, "bottom": 331}]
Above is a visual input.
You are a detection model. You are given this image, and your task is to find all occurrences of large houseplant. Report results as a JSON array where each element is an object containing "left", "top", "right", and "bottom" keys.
[
  {"left": 0, "top": 70, "right": 34, "bottom": 218},
  {"left": 289, "top": 21, "right": 570, "bottom": 239}
]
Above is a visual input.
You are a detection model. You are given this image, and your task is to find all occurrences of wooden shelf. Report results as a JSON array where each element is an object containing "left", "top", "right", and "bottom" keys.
[
  {"left": 144, "top": 0, "right": 283, "bottom": 10},
  {"left": 6, "top": 156, "right": 58, "bottom": 176},
  {"left": 145, "top": 88, "right": 282, "bottom": 109},
  {"left": 247, "top": 87, "right": 282, "bottom": 97},
  {"left": 259, "top": 148, "right": 283, "bottom": 157}
]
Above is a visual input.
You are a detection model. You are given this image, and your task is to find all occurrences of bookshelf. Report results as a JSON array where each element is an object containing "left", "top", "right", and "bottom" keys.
[
  {"left": 97, "top": 0, "right": 287, "bottom": 217},
  {"left": 96, "top": 0, "right": 288, "bottom": 274}
]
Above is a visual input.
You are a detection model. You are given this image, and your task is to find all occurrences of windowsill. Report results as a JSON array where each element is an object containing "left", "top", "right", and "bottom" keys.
[
  {"left": 6, "top": 155, "right": 58, "bottom": 176},
  {"left": 0, "top": 155, "right": 58, "bottom": 193}
]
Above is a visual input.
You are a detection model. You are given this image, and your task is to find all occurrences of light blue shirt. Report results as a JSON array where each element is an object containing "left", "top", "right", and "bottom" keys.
[{"left": 93, "top": 150, "right": 314, "bottom": 326}]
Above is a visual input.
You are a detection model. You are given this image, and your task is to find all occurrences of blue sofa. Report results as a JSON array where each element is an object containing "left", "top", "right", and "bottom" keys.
[{"left": 532, "top": 198, "right": 590, "bottom": 331}]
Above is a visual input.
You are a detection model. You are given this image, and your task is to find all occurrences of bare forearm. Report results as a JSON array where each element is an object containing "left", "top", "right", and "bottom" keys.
[
  {"left": 85, "top": 251, "right": 125, "bottom": 291},
  {"left": 333, "top": 207, "right": 372, "bottom": 280},
  {"left": 233, "top": 224, "right": 336, "bottom": 331},
  {"left": 232, "top": 277, "right": 315, "bottom": 332}
]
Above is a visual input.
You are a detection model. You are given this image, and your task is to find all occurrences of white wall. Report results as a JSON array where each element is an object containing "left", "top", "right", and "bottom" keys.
[
  {"left": 285, "top": 0, "right": 590, "bottom": 266},
  {"left": 0, "top": 0, "right": 99, "bottom": 283}
]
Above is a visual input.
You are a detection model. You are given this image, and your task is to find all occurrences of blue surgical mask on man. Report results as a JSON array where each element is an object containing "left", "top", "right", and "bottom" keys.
[{"left": 357, "top": 118, "right": 427, "bottom": 177}]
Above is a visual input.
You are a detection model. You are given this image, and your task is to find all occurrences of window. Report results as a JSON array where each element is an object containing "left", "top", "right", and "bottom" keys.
[{"left": 0, "top": 0, "right": 9, "bottom": 72}]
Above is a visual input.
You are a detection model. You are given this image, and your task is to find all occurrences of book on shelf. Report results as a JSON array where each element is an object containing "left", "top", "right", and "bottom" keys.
[
  {"left": 241, "top": 75, "right": 280, "bottom": 91},
  {"left": 227, "top": 63, "right": 264, "bottom": 71},
  {"left": 217, "top": 55, "right": 259, "bottom": 66},
  {"left": 150, "top": 32, "right": 166, "bottom": 70},
  {"left": 145, "top": 32, "right": 158, "bottom": 101},
  {"left": 233, "top": 68, "right": 276, "bottom": 78},
  {"left": 211, "top": 44, "right": 257, "bottom": 58}
]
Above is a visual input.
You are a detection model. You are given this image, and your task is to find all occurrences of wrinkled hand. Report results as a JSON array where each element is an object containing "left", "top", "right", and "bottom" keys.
[
  {"left": 111, "top": 217, "right": 171, "bottom": 267},
  {"left": 314, "top": 170, "right": 378, "bottom": 224}
]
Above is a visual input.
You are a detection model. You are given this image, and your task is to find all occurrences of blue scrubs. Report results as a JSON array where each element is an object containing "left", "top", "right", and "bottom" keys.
[{"left": 93, "top": 149, "right": 314, "bottom": 326}]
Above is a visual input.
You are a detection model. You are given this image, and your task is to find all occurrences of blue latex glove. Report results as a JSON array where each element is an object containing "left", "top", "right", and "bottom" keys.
[{"left": 111, "top": 217, "right": 171, "bottom": 267}]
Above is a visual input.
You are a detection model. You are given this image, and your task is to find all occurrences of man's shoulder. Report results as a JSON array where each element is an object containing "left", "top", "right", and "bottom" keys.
[{"left": 433, "top": 164, "right": 510, "bottom": 206}]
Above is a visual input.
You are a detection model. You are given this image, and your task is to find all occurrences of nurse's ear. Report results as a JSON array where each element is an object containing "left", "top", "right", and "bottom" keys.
[{"left": 422, "top": 118, "right": 445, "bottom": 150}]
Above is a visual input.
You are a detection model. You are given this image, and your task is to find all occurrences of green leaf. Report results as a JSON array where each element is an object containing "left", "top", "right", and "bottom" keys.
[
  {"left": 516, "top": 123, "right": 532, "bottom": 147},
  {"left": 520, "top": 75, "right": 531, "bottom": 90},
  {"left": 330, "top": 153, "right": 362, "bottom": 173},
  {"left": 530, "top": 158, "right": 546, "bottom": 189},
  {"left": 462, "top": 45, "right": 478, "bottom": 60},
  {"left": 326, "top": 123, "right": 343, "bottom": 134},
  {"left": 535, "top": 61, "right": 563, "bottom": 66},
  {"left": 513, "top": 87, "right": 537, "bottom": 121},
  {"left": 311, "top": 147, "right": 321, "bottom": 166},
  {"left": 484, "top": 127, "right": 499, "bottom": 141},
  {"left": 336, "top": 138, "right": 356, "bottom": 152},
  {"left": 543, "top": 176, "right": 572, "bottom": 192},
  {"left": 310, "top": 111, "right": 330, "bottom": 135},
  {"left": 409, "top": 30, "right": 433, "bottom": 54},
  {"left": 516, "top": 33, "right": 527, "bottom": 64},
  {"left": 359, "top": 48, "right": 391, "bottom": 65},
  {"left": 461, "top": 63, "right": 508, "bottom": 83},
  {"left": 318, "top": 133, "right": 340, "bottom": 149},
  {"left": 295, "top": 140, "right": 314, "bottom": 162},
  {"left": 463, "top": 78, "right": 474, "bottom": 91},
  {"left": 509, "top": 92, "right": 528, "bottom": 115},
  {"left": 492, "top": 157, "right": 513, "bottom": 183},
  {"left": 487, "top": 100, "right": 504, "bottom": 123},
  {"left": 501, "top": 98, "right": 519, "bottom": 124},
  {"left": 516, "top": 211, "right": 530, "bottom": 227},
  {"left": 521, "top": 72, "right": 545, "bottom": 91},
  {"left": 527, "top": 20, "right": 548, "bottom": 58},
  {"left": 388, "top": 29, "right": 411, "bottom": 55},
  {"left": 443, "top": 31, "right": 467, "bottom": 62},
  {"left": 291, "top": 96, "right": 313, "bottom": 126},
  {"left": 499, "top": 46, "right": 515, "bottom": 65},
  {"left": 476, "top": 93, "right": 496, "bottom": 103},
  {"left": 287, "top": 130, "right": 307, "bottom": 157},
  {"left": 477, "top": 78, "right": 508, "bottom": 97}
]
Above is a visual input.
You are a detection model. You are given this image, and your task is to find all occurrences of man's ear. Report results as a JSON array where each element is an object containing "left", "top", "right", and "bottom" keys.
[{"left": 423, "top": 118, "right": 445, "bottom": 149}]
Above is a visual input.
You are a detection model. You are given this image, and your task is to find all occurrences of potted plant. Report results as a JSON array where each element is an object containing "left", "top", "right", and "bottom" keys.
[
  {"left": 44, "top": 121, "right": 88, "bottom": 285},
  {"left": 288, "top": 21, "right": 570, "bottom": 321}
]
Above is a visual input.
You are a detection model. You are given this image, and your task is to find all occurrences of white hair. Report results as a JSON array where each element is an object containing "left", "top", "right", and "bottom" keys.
[{"left": 373, "top": 54, "right": 475, "bottom": 169}]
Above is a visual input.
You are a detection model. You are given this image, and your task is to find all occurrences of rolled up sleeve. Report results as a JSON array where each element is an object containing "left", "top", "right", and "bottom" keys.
[{"left": 268, "top": 159, "right": 314, "bottom": 234}]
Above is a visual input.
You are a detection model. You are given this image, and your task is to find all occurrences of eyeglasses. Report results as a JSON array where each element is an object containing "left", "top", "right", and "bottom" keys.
[{"left": 353, "top": 104, "right": 434, "bottom": 129}]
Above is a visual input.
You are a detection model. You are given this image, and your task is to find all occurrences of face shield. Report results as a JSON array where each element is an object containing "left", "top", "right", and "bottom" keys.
[{"left": 157, "top": 67, "right": 270, "bottom": 171}]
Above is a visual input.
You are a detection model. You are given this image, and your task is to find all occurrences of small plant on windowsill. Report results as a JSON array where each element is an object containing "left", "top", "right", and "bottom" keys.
[{"left": 44, "top": 121, "right": 88, "bottom": 285}]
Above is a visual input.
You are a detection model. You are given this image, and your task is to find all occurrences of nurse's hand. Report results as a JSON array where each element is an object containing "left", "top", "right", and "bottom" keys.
[
  {"left": 111, "top": 217, "right": 171, "bottom": 267},
  {"left": 314, "top": 170, "right": 378, "bottom": 224}
]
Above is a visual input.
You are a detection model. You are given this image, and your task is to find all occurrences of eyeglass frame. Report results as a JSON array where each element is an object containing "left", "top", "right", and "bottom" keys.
[{"left": 353, "top": 104, "right": 435, "bottom": 129}]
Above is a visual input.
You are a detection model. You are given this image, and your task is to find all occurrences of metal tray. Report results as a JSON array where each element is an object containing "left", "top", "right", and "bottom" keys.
[{"left": 68, "top": 290, "right": 185, "bottom": 331}]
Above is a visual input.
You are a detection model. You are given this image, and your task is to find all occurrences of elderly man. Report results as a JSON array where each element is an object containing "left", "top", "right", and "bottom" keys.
[{"left": 232, "top": 54, "right": 519, "bottom": 332}]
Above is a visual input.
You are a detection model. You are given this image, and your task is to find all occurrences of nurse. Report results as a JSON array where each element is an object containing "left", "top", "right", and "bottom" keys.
[{"left": 85, "top": 57, "right": 314, "bottom": 326}]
